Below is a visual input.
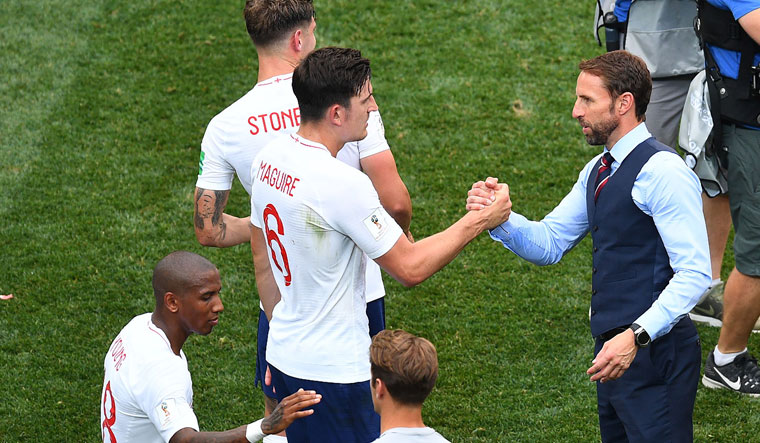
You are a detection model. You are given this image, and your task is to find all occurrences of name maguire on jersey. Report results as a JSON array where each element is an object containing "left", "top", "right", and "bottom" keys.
[{"left": 256, "top": 160, "right": 300, "bottom": 197}]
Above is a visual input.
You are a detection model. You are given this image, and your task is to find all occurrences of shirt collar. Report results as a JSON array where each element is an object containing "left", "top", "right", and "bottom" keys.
[
  {"left": 256, "top": 73, "right": 293, "bottom": 87},
  {"left": 606, "top": 122, "right": 651, "bottom": 163},
  {"left": 290, "top": 134, "right": 330, "bottom": 154}
]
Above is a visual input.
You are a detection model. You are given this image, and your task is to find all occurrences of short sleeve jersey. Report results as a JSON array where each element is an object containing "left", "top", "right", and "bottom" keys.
[
  {"left": 196, "top": 75, "right": 391, "bottom": 301},
  {"left": 101, "top": 313, "right": 198, "bottom": 443},
  {"left": 250, "top": 134, "right": 403, "bottom": 383},
  {"left": 373, "top": 427, "right": 450, "bottom": 443},
  {"left": 196, "top": 74, "right": 301, "bottom": 195},
  {"left": 336, "top": 111, "right": 391, "bottom": 302}
]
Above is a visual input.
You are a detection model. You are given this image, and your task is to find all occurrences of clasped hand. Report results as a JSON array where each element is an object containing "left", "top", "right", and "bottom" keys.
[
  {"left": 587, "top": 329, "right": 637, "bottom": 383},
  {"left": 466, "top": 177, "right": 512, "bottom": 228}
]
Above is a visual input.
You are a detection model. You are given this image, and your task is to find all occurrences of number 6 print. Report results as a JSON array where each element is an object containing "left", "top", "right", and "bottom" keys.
[{"left": 263, "top": 204, "right": 292, "bottom": 286}]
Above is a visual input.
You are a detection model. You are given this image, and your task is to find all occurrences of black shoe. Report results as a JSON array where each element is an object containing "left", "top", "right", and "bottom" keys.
[
  {"left": 703, "top": 351, "right": 760, "bottom": 397},
  {"left": 689, "top": 282, "right": 724, "bottom": 327}
]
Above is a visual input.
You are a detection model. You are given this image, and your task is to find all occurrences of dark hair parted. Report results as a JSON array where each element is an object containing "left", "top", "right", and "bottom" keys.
[
  {"left": 578, "top": 50, "right": 651, "bottom": 120},
  {"left": 370, "top": 330, "right": 439, "bottom": 406},
  {"left": 292, "top": 47, "right": 371, "bottom": 123},
  {"left": 243, "top": 0, "right": 314, "bottom": 48}
]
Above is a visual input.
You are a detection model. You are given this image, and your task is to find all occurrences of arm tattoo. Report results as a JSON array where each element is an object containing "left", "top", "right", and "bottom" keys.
[
  {"left": 212, "top": 189, "right": 227, "bottom": 241},
  {"left": 194, "top": 188, "right": 207, "bottom": 230},
  {"left": 194, "top": 188, "right": 229, "bottom": 240},
  {"left": 261, "top": 397, "right": 284, "bottom": 434}
]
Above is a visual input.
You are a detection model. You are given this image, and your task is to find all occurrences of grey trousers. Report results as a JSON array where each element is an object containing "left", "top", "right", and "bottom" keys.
[{"left": 644, "top": 74, "right": 697, "bottom": 149}]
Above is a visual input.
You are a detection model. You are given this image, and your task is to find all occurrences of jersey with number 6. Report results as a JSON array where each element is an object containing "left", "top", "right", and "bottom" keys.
[
  {"left": 250, "top": 134, "right": 403, "bottom": 383},
  {"left": 196, "top": 74, "right": 391, "bottom": 302},
  {"left": 101, "top": 313, "right": 198, "bottom": 443}
]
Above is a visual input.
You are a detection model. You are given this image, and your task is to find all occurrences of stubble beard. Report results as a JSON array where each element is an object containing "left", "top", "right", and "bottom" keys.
[{"left": 580, "top": 114, "right": 619, "bottom": 146}]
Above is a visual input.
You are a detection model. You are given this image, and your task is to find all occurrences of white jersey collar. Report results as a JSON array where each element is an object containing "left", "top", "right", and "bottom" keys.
[
  {"left": 290, "top": 134, "right": 330, "bottom": 154},
  {"left": 256, "top": 73, "right": 294, "bottom": 88}
]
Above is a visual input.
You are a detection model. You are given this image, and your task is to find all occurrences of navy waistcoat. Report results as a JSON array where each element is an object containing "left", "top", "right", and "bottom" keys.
[{"left": 586, "top": 138, "right": 676, "bottom": 337}]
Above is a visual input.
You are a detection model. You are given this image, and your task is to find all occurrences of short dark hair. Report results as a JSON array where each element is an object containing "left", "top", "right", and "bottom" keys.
[
  {"left": 243, "top": 0, "right": 314, "bottom": 48},
  {"left": 578, "top": 50, "right": 651, "bottom": 120},
  {"left": 152, "top": 251, "right": 217, "bottom": 304},
  {"left": 292, "top": 47, "right": 372, "bottom": 122},
  {"left": 370, "top": 330, "right": 439, "bottom": 406}
]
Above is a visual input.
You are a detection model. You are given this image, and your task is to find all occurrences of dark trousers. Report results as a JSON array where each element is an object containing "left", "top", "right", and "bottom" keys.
[{"left": 595, "top": 317, "right": 701, "bottom": 443}]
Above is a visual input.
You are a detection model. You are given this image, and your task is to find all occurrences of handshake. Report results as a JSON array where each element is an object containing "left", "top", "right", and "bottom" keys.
[{"left": 465, "top": 177, "right": 512, "bottom": 230}]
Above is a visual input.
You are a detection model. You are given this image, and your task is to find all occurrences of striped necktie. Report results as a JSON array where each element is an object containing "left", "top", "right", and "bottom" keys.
[{"left": 594, "top": 152, "right": 614, "bottom": 202}]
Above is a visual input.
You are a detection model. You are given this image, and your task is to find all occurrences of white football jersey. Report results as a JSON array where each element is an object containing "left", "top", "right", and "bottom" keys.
[
  {"left": 101, "top": 313, "right": 198, "bottom": 443},
  {"left": 373, "top": 427, "right": 450, "bottom": 443},
  {"left": 250, "top": 134, "right": 403, "bottom": 383},
  {"left": 196, "top": 74, "right": 391, "bottom": 302}
]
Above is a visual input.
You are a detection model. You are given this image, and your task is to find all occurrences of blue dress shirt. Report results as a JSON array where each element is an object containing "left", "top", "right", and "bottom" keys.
[{"left": 489, "top": 123, "right": 711, "bottom": 340}]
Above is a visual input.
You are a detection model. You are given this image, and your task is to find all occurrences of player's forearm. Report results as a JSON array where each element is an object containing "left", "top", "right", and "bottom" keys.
[
  {"left": 254, "top": 263, "right": 281, "bottom": 321},
  {"left": 378, "top": 211, "right": 486, "bottom": 287},
  {"left": 171, "top": 390, "right": 319, "bottom": 443},
  {"left": 195, "top": 213, "right": 252, "bottom": 247},
  {"left": 361, "top": 150, "right": 413, "bottom": 233},
  {"left": 381, "top": 187, "right": 412, "bottom": 234},
  {"left": 378, "top": 184, "right": 510, "bottom": 286},
  {"left": 170, "top": 426, "right": 249, "bottom": 443},
  {"left": 251, "top": 226, "right": 282, "bottom": 319},
  {"left": 194, "top": 187, "right": 251, "bottom": 247},
  {"left": 407, "top": 211, "right": 486, "bottom": 281},
  {"left": 373, "top": 173, "right": 412, "bottom": 233}
]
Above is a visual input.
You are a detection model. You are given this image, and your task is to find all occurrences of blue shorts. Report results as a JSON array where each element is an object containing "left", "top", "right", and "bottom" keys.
[
  {"left": 255, "top": 298, "right": 385, "bottom": 399},
  {"left": 254, "top": 309, "right": 276, "bottom": 398},
  {"left": 366, "top": 298, "right": 386, "bottom": 338},
  {"left": 268, "top": 364, "right": 380, "bottom": 443}
]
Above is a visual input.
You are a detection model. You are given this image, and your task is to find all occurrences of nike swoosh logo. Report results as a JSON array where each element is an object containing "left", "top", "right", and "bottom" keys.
[
  {"left": 697, "top": 305, "right": 715, "bottom": 317},
  {"left": 715, "top": 367, "right": 741, "bottom": 390}
]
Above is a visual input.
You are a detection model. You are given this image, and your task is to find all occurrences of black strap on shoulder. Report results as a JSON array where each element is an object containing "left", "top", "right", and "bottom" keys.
[
  {"left": 695, "top": 0, "right": 725, "bottom": 163},
  {"left": 698, "top": 0, "right": 760, "bottom": 100},
  {"left": 699, "top": 0, "right": 745, "bottom": 52}
]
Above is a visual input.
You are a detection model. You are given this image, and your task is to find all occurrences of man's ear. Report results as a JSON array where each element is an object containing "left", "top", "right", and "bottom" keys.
[
  {"left": 374, "top": 378, "right": 386, "bottom": 399},
  {"left": 328, "top": 104, "right": 344, "bottom": 127},
  {"left": 164, "top": 292, "right": 180, "bottom": 313},
  {"left": 617, "top": 91, "right": 635, "bottom": 116},
  {"left": 292, "top": 28, "right": 304, "bottom": 51}
]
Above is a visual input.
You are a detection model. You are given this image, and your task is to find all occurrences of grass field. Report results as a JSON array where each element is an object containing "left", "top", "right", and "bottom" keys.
[{"left": 2, "top": 0, "right": 760, "bottom": 441}]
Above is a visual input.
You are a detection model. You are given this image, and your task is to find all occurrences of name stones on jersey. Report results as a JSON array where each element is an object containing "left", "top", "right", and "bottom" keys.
[{"left": 248, "top": 107, "right": 301, "bottom": 135}]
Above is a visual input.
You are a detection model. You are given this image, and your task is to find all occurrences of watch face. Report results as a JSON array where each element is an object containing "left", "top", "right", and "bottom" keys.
[{"left": 636, "top": 330, "right": 650, "bottom": 347}]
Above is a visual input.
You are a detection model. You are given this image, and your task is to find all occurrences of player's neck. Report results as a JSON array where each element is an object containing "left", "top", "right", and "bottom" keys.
[
  {"left": 605, "top": 115, "right": 641, "bottom": 150},
  {"left": 151, "top": 311, "right": 188, "bottom": 356},
  {"left": 256, "top": 52, "right": 299, "bottom": 83},
  {"left": 296, "top": 124, "right": 343, "bottom": 157},
  {"left": 379, "top": 401, "right": 426, "bottom": 434}
]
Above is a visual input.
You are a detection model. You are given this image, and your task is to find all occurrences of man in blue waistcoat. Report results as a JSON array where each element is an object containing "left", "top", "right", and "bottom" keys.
[{"left": 467, "top": 51, "right": 711, "bottom": 442}]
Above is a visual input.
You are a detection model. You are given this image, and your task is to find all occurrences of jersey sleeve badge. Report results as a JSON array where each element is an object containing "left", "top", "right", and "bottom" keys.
[
  {"left": 156, "top": 398, "right": 178, "bottom": 428},
  {"left": 363, "top": 208, "right": 389, "bottom": 240}
]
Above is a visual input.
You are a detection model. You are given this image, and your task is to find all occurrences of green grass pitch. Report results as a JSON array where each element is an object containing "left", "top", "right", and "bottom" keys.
[{"left": 1, "top": 0, "right": 759, "bottom": 440}]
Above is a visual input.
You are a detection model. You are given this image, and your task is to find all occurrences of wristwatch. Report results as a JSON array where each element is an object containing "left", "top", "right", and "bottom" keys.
[{"left": 630, "top": 323, "right": 651, "bottom": 348}]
